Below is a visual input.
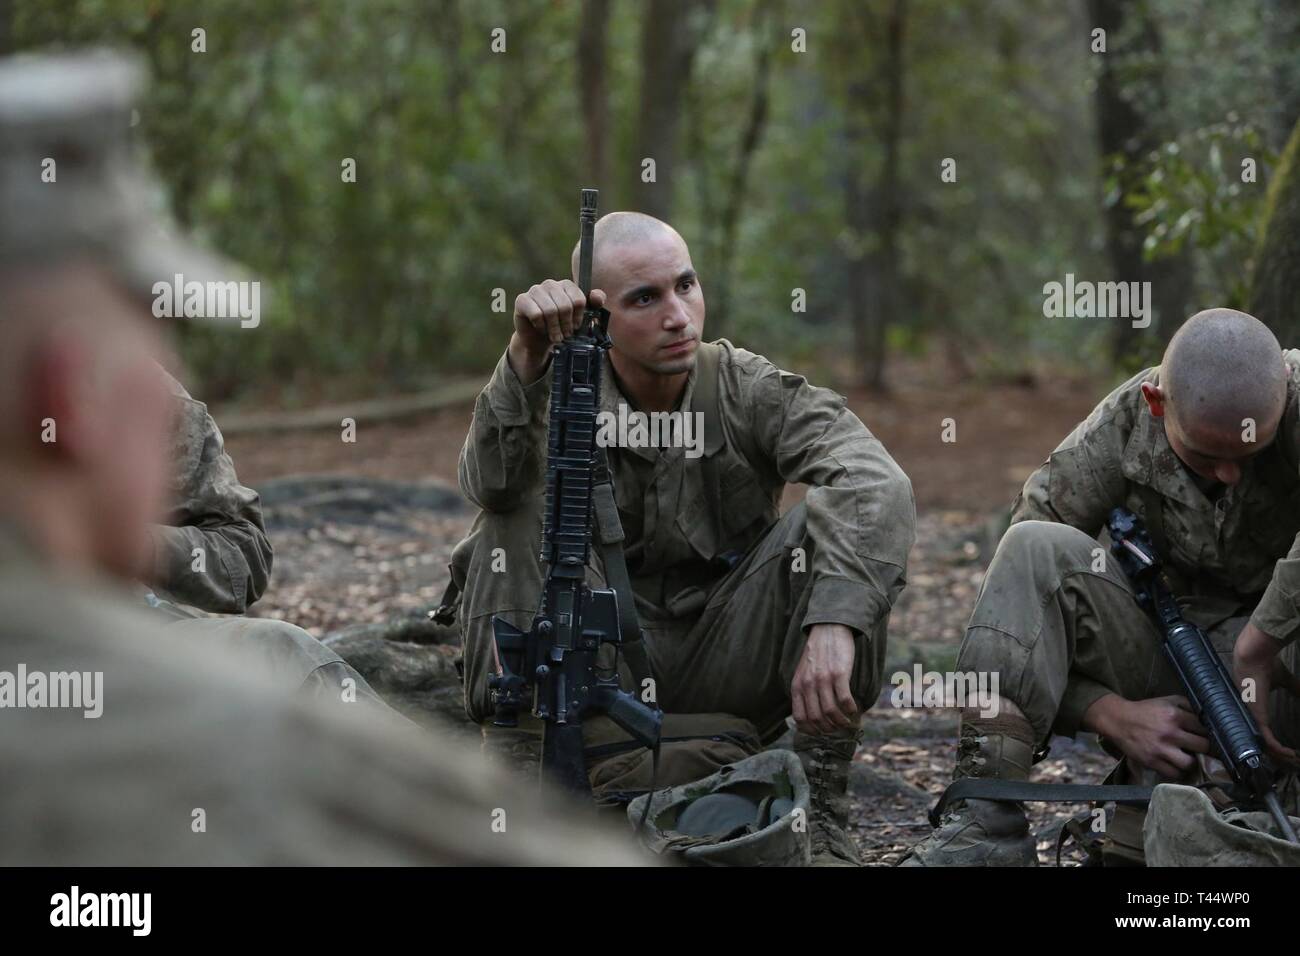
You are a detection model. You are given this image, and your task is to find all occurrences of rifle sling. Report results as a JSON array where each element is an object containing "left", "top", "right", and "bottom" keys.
[
  {"left": 592, "top": 451, "right": 653, "bottom": 692},
  {"left": 590, "top": 341, "right": 724, "bottom": 694},
  {"left": 1135, "top": 484, "right": 1169, "bottom": 564},
  {"left": 929, "top": 778, "right": 1154, "bottom": 828}
]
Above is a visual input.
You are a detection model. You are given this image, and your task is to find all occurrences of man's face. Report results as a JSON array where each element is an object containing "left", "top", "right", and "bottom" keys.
[
  {"left": 600, "top": 231, "right": 705, "bottom": 376},
  {"left": 92, "top": 332, "right": 174, "bottom": 580},
  {"left": 1164, "top": 409, "right": 1281, "bottom": 487},
  {"left": 18, "top": 268, "right": 177, "bottom": 580},
  {"left": 87, "top": 315, "right": 175, "bottom": 579}
]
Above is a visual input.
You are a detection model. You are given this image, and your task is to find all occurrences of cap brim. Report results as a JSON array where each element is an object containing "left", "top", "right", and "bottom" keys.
[{"left": 110, "top": 173, "right": 262, "bottom": 328}]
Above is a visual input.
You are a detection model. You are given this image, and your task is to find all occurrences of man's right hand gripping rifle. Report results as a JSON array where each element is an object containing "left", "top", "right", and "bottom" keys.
[
  {"left": 1108, "top": 507, "right": 1299, "bottom": 843},
  {"left": 488, "top": 190, "right": 662, "bottom": 796}
]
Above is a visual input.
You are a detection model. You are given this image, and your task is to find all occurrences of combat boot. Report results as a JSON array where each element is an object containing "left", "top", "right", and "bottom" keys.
[
  {"left": 900, "top": 712, "right": 1038, "bottom": 867},
  {"left": 793, "top": 729, "right": 862, "bottom": 866}
]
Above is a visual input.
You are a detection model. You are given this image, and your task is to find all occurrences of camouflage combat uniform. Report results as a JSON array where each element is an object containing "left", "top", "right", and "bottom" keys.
[
  {"left": 144, "top": 372, "right": 389, "bottom": 712},
  {"left": 969, "top": 357, "right": 1300, "bottom": 745},
  {"left": 147, "top": 371, "right": 272, "bottom": 615},
  {"left": 453, "top": 337, "right": 916, "bottom": 862},
  {"left": 905, "top": 358, "right": 1300, "bottom": 866}
]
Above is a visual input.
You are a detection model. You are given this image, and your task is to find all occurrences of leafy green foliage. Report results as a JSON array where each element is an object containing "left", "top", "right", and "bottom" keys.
[
  {"left": 1120, "top": 120, "right": 1275, "bottom": 308},
  {"left": 10, "top": 0, "right": 1297, "bottom": 399}
]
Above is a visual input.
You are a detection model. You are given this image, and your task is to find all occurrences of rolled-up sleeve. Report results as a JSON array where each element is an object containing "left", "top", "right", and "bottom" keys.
[
  {"left": 1053, "top": 675, "right": 1115, "bottom": 738},
  {"left": 1252, "top": 536, "right": 1300, "bottom": 643},
  {"left": 1251, "top": 364, "right": 1300, "bottom": 643}
]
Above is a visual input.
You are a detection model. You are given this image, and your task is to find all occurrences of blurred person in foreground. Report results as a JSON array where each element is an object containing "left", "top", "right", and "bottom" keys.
[{"left": 0, "top": 49, "right": 645, "bottom": 865}]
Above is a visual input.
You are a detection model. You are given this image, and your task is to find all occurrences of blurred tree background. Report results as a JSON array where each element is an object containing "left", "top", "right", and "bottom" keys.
[{"left": 4, "top": 0, "right": 1298, "bottom": 404}]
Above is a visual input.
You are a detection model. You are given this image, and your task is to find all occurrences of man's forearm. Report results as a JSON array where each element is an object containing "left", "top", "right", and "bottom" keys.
[
  {"left": 1238, "top": 618, "right": 1284, "bottom": 656},
  {"left": 507, "top": 333, "right": 551, "bottom": 387}
]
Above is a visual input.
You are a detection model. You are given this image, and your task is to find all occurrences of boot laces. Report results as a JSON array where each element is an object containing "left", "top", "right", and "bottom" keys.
[
  {"left": 955, "top": 732, "right": 990, "bottom": 778},
  {"left": 802, "top": 747, "right": 851, "bottom": 855}
]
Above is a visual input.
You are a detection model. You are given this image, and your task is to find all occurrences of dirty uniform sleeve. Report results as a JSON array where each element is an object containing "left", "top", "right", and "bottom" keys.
[
  {"left": 741, "top": 356, "right": 916, "bottom": 637},
  {"left": 458, "top": 347, "right": 554, "bottom": 513},
  {"left": 1254, "top": 541, "right": 1300, "bottom": 644},
  {"left": 145, "top": 382, "right": 273, "bottom": 613},
  {"left": 1252, "top": 365, "right": 1300, "bottom": 643},
  {"left": 1009, "top": 393, "right": 1134, "bottom": 732}
]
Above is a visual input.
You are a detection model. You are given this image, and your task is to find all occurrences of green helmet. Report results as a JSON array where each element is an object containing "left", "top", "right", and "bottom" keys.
[{"left": 627, "top": 749, "right": 812, "bottom": 866}]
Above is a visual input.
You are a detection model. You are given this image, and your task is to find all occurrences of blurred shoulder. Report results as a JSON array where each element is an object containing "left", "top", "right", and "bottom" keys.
[{"left": 0, "top": 568, "right": 646, "bottom": 866}]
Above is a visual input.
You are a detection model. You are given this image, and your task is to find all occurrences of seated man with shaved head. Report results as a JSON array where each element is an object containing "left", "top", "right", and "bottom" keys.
[
  {"left": 448, "top": 211, "right": 916, "bottom": 865},
  {"left": 905, "top": 308, "right": 1300, "bottom": 866}
]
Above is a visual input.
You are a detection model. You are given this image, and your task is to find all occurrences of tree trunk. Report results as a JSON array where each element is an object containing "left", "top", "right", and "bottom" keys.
[
  {"left": 708, "top": 5, "right": 775, "bottom": 339},
  {"left": 1249, "top": 119, "right": 1300, "bottom": 343},
  {"left": 843, "top": 0, "right": 906, "bottom": 391},
  {"left": 865, "top": 0, "right": 905, "bottom": 392},
  {"left": 1265, "top": 0, "right": 1300, "bottom": 150},
  {"left": 577, "top": 0, "right": 611, "bottom": 192},
  {"left": 1086, "top": 0, "right": 1192, "bottom": 360},
  {"left": 0, "top": 0, "right": 12, "bottom": 56},
  {"left": 630, "top": 0, "right": 714, "bottom": 220}
]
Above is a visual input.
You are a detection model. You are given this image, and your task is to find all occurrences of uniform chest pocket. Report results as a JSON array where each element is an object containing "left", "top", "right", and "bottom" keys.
[
  {"left": 675, "top": 463, "right": 773, "bottom": 561},
  {"left": 1157, "top": 506, "right": 1216, "bottom": 570},
  {"left": 675, "top": 491, "right": 720, "bottom": 560},
  {"left": 719, "top": 466, "right": 775, "bottom": 541}
]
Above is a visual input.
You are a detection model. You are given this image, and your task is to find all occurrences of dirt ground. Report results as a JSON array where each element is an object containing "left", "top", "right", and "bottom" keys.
[
  {"left": 223, "top": 354, "right": 1096, "bottom": 512},
  {"left": 223, "top": 355, "right": 1115, "bottom": 865}
]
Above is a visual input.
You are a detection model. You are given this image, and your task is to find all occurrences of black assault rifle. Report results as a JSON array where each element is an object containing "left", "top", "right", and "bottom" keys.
[
  {"left": 488, "top": 189, "right": 662, "bottom": 794},
  {"left": 1108, "top": 506, "right": 1299, "bottom": 843}
]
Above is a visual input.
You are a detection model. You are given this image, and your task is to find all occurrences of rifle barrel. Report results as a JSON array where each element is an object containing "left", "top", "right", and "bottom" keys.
[{"left": 578, "top": 188, "right": 598, "bottom": 295}]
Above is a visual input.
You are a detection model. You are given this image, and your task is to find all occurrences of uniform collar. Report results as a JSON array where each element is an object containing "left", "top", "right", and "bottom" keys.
[
  {"left": 1123, "top": 412, "right": 1210, "bottom": 510},
  {"left": 1118, "top": 367, "right": 1200, "bottom": 510},
  {"left": 599, "top": 348, "right": 724, "bottom": 461}
]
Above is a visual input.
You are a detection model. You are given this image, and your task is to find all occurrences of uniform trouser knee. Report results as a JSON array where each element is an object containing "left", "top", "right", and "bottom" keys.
[
  {"left": 955, "top": 520, "right": 1300, "bottom": 757},
  {"left": 956, "top": 520, "right": 1164, "bottom": 743},
  {"left": 459, "top": 498, "right": 891, "bottom": 738},
  {"left": 662, "top": 501, "right": 886, "bottom": 739},
  {"left": 457, "top": 502, "right": 549, "bottom": 724}
]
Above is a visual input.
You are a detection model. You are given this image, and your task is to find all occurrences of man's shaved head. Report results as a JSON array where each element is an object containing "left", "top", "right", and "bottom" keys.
[
  {"left": 570, "top": 211, "right": 685, "bottom": 290},
  {"left": 1143, "top": 308, "right": 1289, "bottom": 486},
  {"left": 564, "top": 210, "right": 704, "bottom": 387},
  {"left": 1161, "top": 308, "right": 1287, "bottom": 433}
]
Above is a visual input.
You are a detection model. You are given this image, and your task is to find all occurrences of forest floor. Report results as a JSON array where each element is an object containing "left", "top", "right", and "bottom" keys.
[{"left": 223, "top": 354, "right": 1115, "bottom": 865}]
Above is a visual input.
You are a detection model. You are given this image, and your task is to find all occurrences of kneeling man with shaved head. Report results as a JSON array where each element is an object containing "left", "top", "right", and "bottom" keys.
[
  {"left": 905, "top": 308, "right": 1300, "bottom": 866},
  {"left": 448, "top": 211, "right": 916, "bottom": 865}
]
